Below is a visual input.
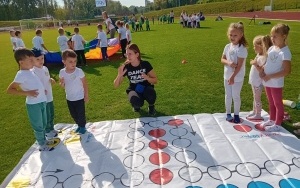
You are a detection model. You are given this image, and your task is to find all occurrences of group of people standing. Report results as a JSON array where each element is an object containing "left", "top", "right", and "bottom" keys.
[
  {"left": 180, "top": 10, "right": 205, "bottom": 28},
  {"left": 222, "top": 22, "right": 292, "bottom": 132}
]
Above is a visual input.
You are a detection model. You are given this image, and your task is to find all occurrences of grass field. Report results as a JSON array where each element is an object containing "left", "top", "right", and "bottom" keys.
[{"left": 1, "top": 17, "right": 300, "bottom": 184}]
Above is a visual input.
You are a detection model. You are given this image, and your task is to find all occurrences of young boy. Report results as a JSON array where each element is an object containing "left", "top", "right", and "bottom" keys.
[
  {"left": 31, "top": 48, "right": 58, "bottom": 139},
  {"left": 145, "top": 17, "right": 150, "bottom": 31},
  {"left": 96, "top": 24, "right": 109, "bottom": 61},
  {"left": 9, "top": 30, "right": 17, "bottom": 52},
  {"left": 59, "top": 49, "right": 89, "bottom": 134},
  {"left": 57, "top": 27, "right": 69, "bottom": 52},
  {"left": 116, "top": 21, "right": 127, "bottom": 58},
  {"left": 71, "top": 27, "right": 87, "bottom": 67},
  {"left": 15, "top": 30, "right": 26, "bottom": 48},
  {"left": 32, "top": 29, "right": 49, "bottom": 52},
  {"left": 7, "top": 48, "right": 52, "bottom": 151}
]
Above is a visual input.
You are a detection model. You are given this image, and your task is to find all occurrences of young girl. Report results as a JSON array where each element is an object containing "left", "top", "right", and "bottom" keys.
[
  {"left": 114, "top": 44, "right": 158, "bottom": 116},
  {"left": 125, "top": 23, "right": 132, "bottom": 45},
  {"left": 116, "top": 20, "right": 127, "bottom": 58},
  {"left": 247, "top": 35, "right": 272, "bottom": 120},
  {"left": 260, "top": 23, "right": 292, "bottom": 132},
  {"left": 221, "top": 22, "right": 248, "bottom": 123}
]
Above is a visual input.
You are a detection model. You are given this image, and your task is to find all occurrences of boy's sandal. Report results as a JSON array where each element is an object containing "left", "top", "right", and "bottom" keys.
[
  {"left": 293, "top": 129, "right": 300, "bottom": 135},
  {"left": 292, "top": 122, "right": 300, "bottom": 127}
]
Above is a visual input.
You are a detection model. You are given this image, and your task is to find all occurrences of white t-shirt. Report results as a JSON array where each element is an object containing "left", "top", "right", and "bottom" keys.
[
  {"left": 249, "top": 54, "right": 266, "bottom": 87},
  {"left": 71, "top": 34, "right": 85, "bottom": 51},
  {"left": 11, "top": 37, "right": 17, "bottom": 50},
  {"left": 97, "top": 31, "right": 108, "bottom": 47},
  {"left": 106, "top": 18, "right": 115, "bottom": 31},
  {"left": 32, "top": 66, "right": 53, "bottom": 102},
  {"left": 13, "top": 70, "right": 46, "bottom": 104},
  {"left": 59, "top": 67, "right": 85, "bottom": 101},
  {"left": 32, "top": 36, "right": 44, "bottom": 51},
  {"left": 126, "top": 29, "right": 132, "bottom": 42},
  {"left": 57, "top": 35, "right": 69, "bottom": 52},
  {"left": 117, "top": 27, "right": 127, "bottom": 40},
  {"left": 223, "top": 43, "right": 248, "bottom": 82},
  {"left": 16, "top": 38, "right": 25, "bottom": 48},
  {"left": 263, "top": 46, "right": 292, "bottom": 88}
]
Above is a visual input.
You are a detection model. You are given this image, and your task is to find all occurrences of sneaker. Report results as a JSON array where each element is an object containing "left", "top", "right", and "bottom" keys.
[
  {"left": 38, "top": 144, "right": 54, "bottom": 151},
  {"left": 261, "top": 120, "right": 275, "bottom": 127},
  {"left": 46, "top": 131, "right": 58, "bottom": 139},
  {"left": 233, "top": 115, "right": 241, "bottom": 123},
  {"left": 46, "top": 139, "right": 54, "bottom": 145},
  {"left": 133, "top": 107, "right": 140, "bottom": 112},
  {"left": 265, "top": 125, "right": 281, "bottom": 132},
  {"left": 148, "top": 105, "right": 156, "bottom": 116},
  {"left": 247, "top": 114, "right": 264, "bottom": 120},
  {"left": 226, "top": 114, "right": 233, "bottom": 121},
  {"left": 78, "top": 127, "right": 87, "bottom": 134},
  {"left": 74, "top": 126, "right": 81, "bottom": 133},
  {"left": 246, "top": 111, "right": 255, "bottom": 118}
]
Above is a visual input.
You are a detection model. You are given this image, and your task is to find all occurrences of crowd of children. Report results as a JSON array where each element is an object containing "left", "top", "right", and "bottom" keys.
[{"left": 6, "top": 16, "right": 298, "bottom": 153}]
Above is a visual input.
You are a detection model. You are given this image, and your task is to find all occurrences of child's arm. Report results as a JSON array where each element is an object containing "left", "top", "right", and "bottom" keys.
[
  {"left": 81, "top": 77, "right": 89, "bottom": 102},
  {"left": 263, "top": 60, "right": 291, "bottom": 81},
  {"left": 228, "top": 57, "right": 244, "bottom": 85},
  {"left": 97, "top": 39, "right": 100, "bottom": 47},
  {"left": 42, "top": 44, "right": 49, "bottom": 52},
  {"left": 7, "top": 82, "right": 38, "bottom": 97},
  {"left": 221, "top": 55, "right": 236, "bottom": 68},
  {"left": 59, "top": 77, "right": 65, "bottom": 88},
  {"left": 118, "top": 32, "right": 121, "bottom": 43}
]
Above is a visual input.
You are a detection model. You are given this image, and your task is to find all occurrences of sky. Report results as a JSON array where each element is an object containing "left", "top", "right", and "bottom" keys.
[{"left": 57, "top": 0, "right": 153, "bottom": 7}]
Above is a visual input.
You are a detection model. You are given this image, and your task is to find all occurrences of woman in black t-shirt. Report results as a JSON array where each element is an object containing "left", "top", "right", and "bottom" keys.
[{"left": 114, "top": 44, "right": 158, "bottom": 115}]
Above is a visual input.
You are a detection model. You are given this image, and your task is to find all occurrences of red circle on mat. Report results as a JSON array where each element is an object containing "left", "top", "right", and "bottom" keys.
[
  {"left": 233, "top": 124, "right": 252, "bottom": 132},
  {"left": 255, "top": 124, "right": 265, "bottom": 131},
  {"left": 149, "top": 140, "right": 168, "bottom": 150},
  {"left": 149, "top": 152, "right": 171, "bottom": 165},
  {"left": 149, "top": 129, "right": 166, "bottom": 138},
  {"left": 149, "top": 168, "right": 173, "bottom": 185},
  {"left": 168, "top": 119, "right": 184, "bottom": 126}
]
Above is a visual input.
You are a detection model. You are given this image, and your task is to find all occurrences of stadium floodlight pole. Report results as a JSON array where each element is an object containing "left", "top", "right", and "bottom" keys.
[{"left": 270, "top": 0, "right": 273, "bottom": 10}]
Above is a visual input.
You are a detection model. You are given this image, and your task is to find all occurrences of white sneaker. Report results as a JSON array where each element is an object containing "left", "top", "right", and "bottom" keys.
[
  {"left": 261, "top": 120, "right": 275, "bottom": 127},
  {"left": 265, "top": 125, "right": 281, "bottom": 132},
  {"left": 247, "top": 111, "right": 255, "bottom": 118},
  {"left": 38, "top": 144, "right": 53, "bottom": 151},
  {"left": 46, "top": 130, "right": 58, "bottom": 139}
]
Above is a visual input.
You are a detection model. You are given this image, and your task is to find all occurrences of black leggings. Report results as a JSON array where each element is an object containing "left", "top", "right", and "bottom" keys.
[
  {"left": 127, "top": 86, "right": 156, "bottom": 108},
  {"left": 75, "top": 50, "right": 86, "bottom": 66},
  {"left": 67, "top": 99, "right": 86, "bottom": 127},
  {"left": 120, "top": 39, "right": 128, "bottom": 58}
]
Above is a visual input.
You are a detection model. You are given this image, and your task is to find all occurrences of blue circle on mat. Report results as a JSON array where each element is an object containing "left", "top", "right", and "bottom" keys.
[
  {"left": 248, "top": 181, "right": 273, "bottom": 188},
  {"left": 279, "top": 178, "right": 300, "bottom": 188},
  {"left": 217, "top": 184, "right": 238, "bottom": 188},
  {"left": 186, "top": 186, "right": 202, "bottom": 188}
]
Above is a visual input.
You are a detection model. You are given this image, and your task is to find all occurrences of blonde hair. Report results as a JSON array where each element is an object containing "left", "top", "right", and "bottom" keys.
[
  {"left": 227, "top": 22, "right": 248, "bottom": 47},
  {"left": 253, "top": 35, "right": 272, "bottom": 56},
  {"left": 271, "top": 23, "right": 290, "bottom": 44}
]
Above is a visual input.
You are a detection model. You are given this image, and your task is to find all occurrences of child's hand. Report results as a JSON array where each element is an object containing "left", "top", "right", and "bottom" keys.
[
  {"left": 228, "top": 76, "right": 234, "bottom": 85},
  {"left": 59, "top": 78, "right": 65, "bottom": 88},
  {"left": 259, "top": 71, "right": 266, "bottom": 78},
  {"left": 27, "top": 90, "right": 39, "bottom": 97},
  {"left": 250, "top": 59, "right": 257, "bottom": 65},
  {"left": 229, "top": 62, "right": 237, "bottom": 68},
  {"left": 84, "top": 95, "right": 89, "bottom": 103},
  {"left": 263, "top": 74, "right": 271, "bottom": 82},
  {"left": 50, "top": 78, "right": 56, "bottom": 84}
]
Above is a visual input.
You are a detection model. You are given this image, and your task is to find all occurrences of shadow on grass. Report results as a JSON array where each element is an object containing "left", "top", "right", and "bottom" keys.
[{"left": 138, "top": 108, "right": 170, "bottom": 117}]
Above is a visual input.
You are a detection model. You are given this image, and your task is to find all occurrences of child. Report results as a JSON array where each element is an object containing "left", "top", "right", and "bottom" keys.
[
  {"left": 247, "top": 35, "right": 272, "bottom": 120},
  {"left": 145, "top": 17, "right": 150, "bottom": 31},
  {"left": 116, "top": 20, "right": 127, "bottom": 58},
  {"left": 260, "top": 23, "right": 292, "bottom": 132},
  {"left": 57, "top": 27, "right": 69, "bottom": 52},
  {"left": 31, "top": 48, "right": 58, "bottom": 139},
  {"left": 7, "top": 48, "right": 52, "bottom": 151},
  {"left": 125, "top": 23, "right": 132, "bottom": 45},
  {"left": 15, "top": 30, "right": 26, "bottom": 48},
  {"left": 9, "top": 30, "right": 17, "bottom": 52},
  {"left": 59, "top": 49, "right": 89, "bottom": 134},
  {"left": 221, "top": 22, "right": 248, "bottom": 123},
  {"left": 71, "top": 27, "right": 87, "bottom": 67},
  {"left": 96, "top": 24, "right": 109, "bottom": 61},
  {"left": 32, "top": 29, "right": 49, "bottom": 52}
]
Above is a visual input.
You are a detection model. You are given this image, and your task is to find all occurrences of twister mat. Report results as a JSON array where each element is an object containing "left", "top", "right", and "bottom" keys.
[{"left": 2, "top": 111, "right": 300, "bottom": 188}]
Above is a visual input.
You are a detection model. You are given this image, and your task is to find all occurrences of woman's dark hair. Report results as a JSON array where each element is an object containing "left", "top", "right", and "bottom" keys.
[{"left": 126, "top": 43, "right": 141, "bottom": 61}]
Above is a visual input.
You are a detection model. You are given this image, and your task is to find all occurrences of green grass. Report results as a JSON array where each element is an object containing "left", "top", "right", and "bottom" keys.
[{"left": 1, "top": 18, "right": 300, "bottom": 184}]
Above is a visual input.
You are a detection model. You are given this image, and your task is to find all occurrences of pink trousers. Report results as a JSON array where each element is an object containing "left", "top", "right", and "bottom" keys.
[{"left": 265, "top": 87, "right": 284, "bottom": 125}]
